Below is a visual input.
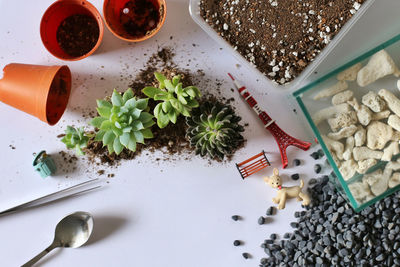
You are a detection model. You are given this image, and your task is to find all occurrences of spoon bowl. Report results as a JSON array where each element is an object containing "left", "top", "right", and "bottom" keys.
[
  {"left": 22, "top": 211, "right": 93, "bottom": 266},
  {"left": 54, "top": 211, "right": 93, "bottom": 248}
]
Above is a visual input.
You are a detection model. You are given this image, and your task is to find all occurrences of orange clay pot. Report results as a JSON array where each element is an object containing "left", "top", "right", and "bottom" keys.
[
  {"left": 40, "top": 0, "right": 104, "bottom": 61},
  {"left": 0, "top": 63, "right": 71, "bottom": 125},
  {"left": 103, "top": 0, "right": 166, "bottom": 42}
]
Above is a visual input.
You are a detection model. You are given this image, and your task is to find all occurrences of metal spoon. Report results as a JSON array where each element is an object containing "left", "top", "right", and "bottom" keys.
[{"left": 22, "top": 211, "right": 94, "bottom": 267}]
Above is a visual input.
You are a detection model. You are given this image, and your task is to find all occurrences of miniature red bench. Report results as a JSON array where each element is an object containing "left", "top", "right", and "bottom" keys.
[{"left": 236, "top": 150, "right": 270, "bottom": 179}]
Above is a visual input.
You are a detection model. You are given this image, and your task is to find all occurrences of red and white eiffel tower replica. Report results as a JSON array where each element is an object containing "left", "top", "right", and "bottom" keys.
[{"left": 228, "top": 73, "right": 311, "bottom": 168}]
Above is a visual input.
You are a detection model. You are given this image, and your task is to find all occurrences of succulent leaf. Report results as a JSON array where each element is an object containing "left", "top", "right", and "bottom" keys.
[
  {"left": 186, "top": 99, "right": 199, "bottom": 108},
  {"left": 154, "top": 92, "right": 169, "bottom": 101},
  {"left": 141, "top": 128, "right": 154, "bottom": 139},
  {"left": 154, "top": 103, "right": 162, "bottom": 119},
  {"left": 165, "top": 79, "right": 175, "bottom": 93},
  {"left": 142, "top": 86, "right": 162, "bottom": 98},
  {"left": 94, "top": 130, "right": 105, "bottom": 141},
  {"left": 103, "top": 131, "right": 115, "bottom": 145},
  {"left": 136, "top": 98, "right": 149, "bottom": 110},
  {"left": 100, "top": 120, "right": 113, "bottom": 131},
  {"left": 162, "top": 101, "right": 172, "bottom": 113},
  {"left": 111, "top": 89, "right": 123, "bottom": 106},
  {"left": 124, "top": 98, "right": 137, "bottom": 109},
  {"left": 154, "top": 72, "right": 167, "bottom": 89},
  {"left": 122, "top": 88, "right": 134, "bottom": 103},
  {"left": 97, "top": 99, "right": 112, "bottom": 109},
  {"left": 134, "top": 131, "right": 144, "bottom": 144},
  {"left": 186, "top": 101, "right": 244, "bottom": 160},
  {"left": 157, "top": 111, "right": 170, "bottom": 128},
  {"left": 168, "top": 109, "right": 178, "bottom": 124},
  {"left": 91, "top": 117, "right": 106, "bottom": 128},
  {"left": 128, "top": 133, "right": 137, "bottom": 151},
  {"left": 113, "top": 138, "right": 123, "bottom": 155},
  {"left": 119, "top": 132, "right": 130, "bottom": 147},
  {"left": 92, "top": 89, "right": 154, "bottom": 155},
  {"left": 172, "top": 75, "right": 181, "bottom": 86},
  {"left": 177, "top": 94, "right": 187, "bottom": 105}
]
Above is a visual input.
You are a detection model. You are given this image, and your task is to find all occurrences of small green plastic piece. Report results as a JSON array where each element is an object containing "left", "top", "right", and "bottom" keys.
[{"left": 33, "top": 151, "right": 57, "bottom": 178}]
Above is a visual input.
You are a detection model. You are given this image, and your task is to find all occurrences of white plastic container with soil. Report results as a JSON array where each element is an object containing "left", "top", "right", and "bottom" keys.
[
  {"left": 294, "top": 33, "right": 400, "bottom": 211},
  {"left": 189, "top": 0, "right": 375, "bottom": 90}
]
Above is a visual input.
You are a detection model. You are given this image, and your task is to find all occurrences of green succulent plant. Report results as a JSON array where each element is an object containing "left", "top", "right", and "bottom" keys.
[
  {"left": 142, "top": 72, "right": 201, "bottom": 128},
  {"left": 61, "top": 126, "right": 89, "bottom": 156},
  {"left": 186, "top": 101, "right": 244, "bottom": 160},
  {"left": 90, "top": 88, "right": 155, "bottom": 155}
]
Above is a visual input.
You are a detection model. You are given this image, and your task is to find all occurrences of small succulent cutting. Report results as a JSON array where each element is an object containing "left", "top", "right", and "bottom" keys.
[
  {"left": 142, "top": 72, "right": 201, "bottom": 128},
  {"left": 61, "top": 126, "right": 89, "bottom": 156},
  {"left": 90, "top": 88, "right": 155, "bottom": 155},
  {"left": 186, "top": 101, "right": 244, "bottom": 160}
]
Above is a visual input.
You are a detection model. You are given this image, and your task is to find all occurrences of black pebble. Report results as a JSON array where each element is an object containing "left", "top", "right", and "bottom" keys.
[
  {"left": 233, "top": 240, "right": 241, "bottom": 246},
  {"left": 317, "top": 149, "right": 325, "bottom": 157},
  {"left": 231, "top": 215, "right": 241, "bottom": 221},
  {"left": 314, "top": 164, "right": 322, "bottom": 173},
  {"left": 270, "top": 233, "right": 277, "bottom": 240},
  {"left": 258, "top": 216, "right": 266, "bottom": 225},
  {"left": 293, "top": 159, "right": 301, "bottom": 166},
  {"left": 309, "top": 178, "right": 317, "bottom": 185},
  {"left": 291, "top": 173, "right": 300, "bottom": 180},
  {"left": 266, "top": 206, "right": 276, "bottom": 216},
  {"left": 242, "top": 252, "right": 251, "bottom": 259},
  {"left": 310, "top": 152, "right": 320, "bottom": 160},
  {"left": 284, "top": 232, "right": 292, "bottom": 239}
]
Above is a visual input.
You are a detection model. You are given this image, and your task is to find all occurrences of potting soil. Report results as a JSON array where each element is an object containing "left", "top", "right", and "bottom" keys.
[
  {"left": 200, "top": 0, "right": 365, "bottom": 85},
  {"left": 56, "top": 14, "right": 99, "bottom": 57},
  {"left": 120, "top": 0, "right": 161, "bottom": 38}
]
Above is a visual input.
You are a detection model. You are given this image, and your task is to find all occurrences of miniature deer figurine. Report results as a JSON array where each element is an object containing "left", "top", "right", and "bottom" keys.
[{"left": 264, "top": 168, "right": 311, "bottom": 210}]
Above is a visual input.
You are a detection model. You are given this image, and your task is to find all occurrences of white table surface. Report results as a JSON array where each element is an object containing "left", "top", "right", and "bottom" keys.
[{"left": 1, "top": 0, "right": 400, "bottom": 266}]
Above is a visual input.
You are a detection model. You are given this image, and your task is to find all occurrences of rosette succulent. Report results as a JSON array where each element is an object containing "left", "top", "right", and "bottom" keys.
[
  {"left": 186, "top": 101, "right": 244, "bottom": 160},
  {"left": 90, "top": 88, "right": 155, "bottom": 155},
  {"left": 61, "top": 126, "right": 89, "bottom": 156},
  {"left": 142, "top": 72, "right": 201, "bottom": 128}
]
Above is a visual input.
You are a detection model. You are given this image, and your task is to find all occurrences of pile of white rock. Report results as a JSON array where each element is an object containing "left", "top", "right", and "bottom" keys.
[{"left": 311, "top": 49, "right": 400, "bottom": 203}]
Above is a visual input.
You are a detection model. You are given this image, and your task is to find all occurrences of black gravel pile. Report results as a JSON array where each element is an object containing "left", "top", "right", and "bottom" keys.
[{"left": 260, "top": 176, "right": 400, "bottom": 267}]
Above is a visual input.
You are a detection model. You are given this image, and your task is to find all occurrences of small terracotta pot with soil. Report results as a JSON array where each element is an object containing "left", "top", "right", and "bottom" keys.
[
  {"left": 103, "top": 0, "right": 166, "bottom": 42},
  {"left": 0, "top": 63, "right": 71, "bottom": 125},
  {"left": 40, "top": 0, "right": 104, "bottom": 61}
]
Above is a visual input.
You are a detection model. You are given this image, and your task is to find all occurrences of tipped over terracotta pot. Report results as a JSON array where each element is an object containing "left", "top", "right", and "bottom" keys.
[{"left": 0, "top": 63, "right": 71, "bottom": 125}]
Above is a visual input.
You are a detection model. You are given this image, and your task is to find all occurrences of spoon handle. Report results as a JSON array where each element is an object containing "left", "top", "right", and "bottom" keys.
[{"left": 21, "top": 242, "right": 58, "bottom": 267}]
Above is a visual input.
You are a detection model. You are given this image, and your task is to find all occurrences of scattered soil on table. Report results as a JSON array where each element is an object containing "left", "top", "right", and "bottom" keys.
[
  {"left": 200, "top": 0, "right": 365, "bottom": 85},
  {"left": 120, "top": 0, "right": 162, "bottom": 38},
  {"left": 57, "top": 151, "right": 78, "bottom": 174},
  {"left": 84, "top": 47, "right": 245, "bottom": 166},
  {"left": 9, "top": 144, "right": 15, "bottom": 150},
  {"left": 57, "top": 14, "right": 99, "bottom": 57}
]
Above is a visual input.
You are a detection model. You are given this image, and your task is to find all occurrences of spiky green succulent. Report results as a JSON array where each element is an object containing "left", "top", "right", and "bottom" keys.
[
  {"left": 61, "top": 126, "right": 89, "bottom": 156},
  {"left": 186, "top": 101, "right": 244, "bottom": 160},
  {"left": 90, "top": 88, "right": 155, "bottom": 155},
  {"left": 142, "top": 72, "right": 201, "bottom": 128}
]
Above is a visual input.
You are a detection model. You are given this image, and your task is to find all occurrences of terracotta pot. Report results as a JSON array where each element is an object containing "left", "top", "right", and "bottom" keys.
[
  {"left": 0, "top": 63, "right": 71, "bottom": 125},
  {"left": 103, "top": 0, "right": 166, "bottom": 42},
  {"left": 40, "top": 0, "right": 104, "bottom": 61}
]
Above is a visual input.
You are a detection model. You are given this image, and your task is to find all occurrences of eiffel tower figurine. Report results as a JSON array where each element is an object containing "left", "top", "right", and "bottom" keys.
[{"left": 228, "top": 73, "right": 311, "bottom": 168}]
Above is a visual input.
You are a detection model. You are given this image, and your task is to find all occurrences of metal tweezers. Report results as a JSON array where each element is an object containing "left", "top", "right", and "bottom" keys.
[{"left": 0, "top": 179, "right": 101, "bottom": 216}]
